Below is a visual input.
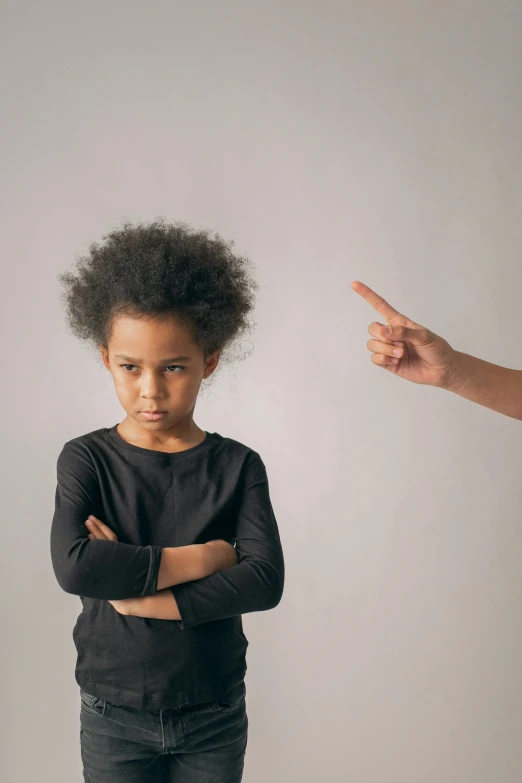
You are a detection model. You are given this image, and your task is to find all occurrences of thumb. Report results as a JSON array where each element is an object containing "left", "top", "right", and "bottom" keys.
[{"left": 384, "top": 324, "right": 433, "bottom": 345}]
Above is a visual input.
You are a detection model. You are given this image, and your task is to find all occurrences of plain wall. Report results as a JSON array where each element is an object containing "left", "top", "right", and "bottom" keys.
[{"left": 2, "top": 1, "right": 522, "bottom": 780}]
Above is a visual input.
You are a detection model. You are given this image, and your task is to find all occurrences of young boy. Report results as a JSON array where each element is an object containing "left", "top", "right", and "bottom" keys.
[{"left": 51, "top": 218, "right": 285, "bottom": 782}]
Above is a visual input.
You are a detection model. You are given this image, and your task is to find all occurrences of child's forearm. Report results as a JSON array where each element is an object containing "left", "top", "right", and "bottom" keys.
[
  {"left": 445, "top": 352, "right": 522, "bottom": 420},
  {"left": 157, "top": 539, "right": 236, "bottom": 591},
  {"left": 156, "top": 544, "right": 210, "bottom": 591},
  {"left": 125, "top": 589, "right": 181, "bottom": 620},
  {"left": 122, "top": 541, "right": 236, "bottom": 620}
]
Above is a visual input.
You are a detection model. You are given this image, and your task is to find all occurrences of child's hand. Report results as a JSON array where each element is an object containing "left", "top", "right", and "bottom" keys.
[
  {"left": 85, "top": 515, "right": 118, "bottom": 542},
  {"left": 351, "top": 280, "right": 461, "bottom": 390}
]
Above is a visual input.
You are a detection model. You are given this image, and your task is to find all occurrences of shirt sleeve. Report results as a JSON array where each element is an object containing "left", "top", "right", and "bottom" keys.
[
  {"left": 170, "top": 451, "right": 285, "bottom": 630},
  {"left": 50, "top": 440, "right": 163, "bottom": 600}
]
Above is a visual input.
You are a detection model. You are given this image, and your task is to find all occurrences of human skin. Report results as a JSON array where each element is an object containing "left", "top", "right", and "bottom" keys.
[
  {"left": 87, "top": 283, "right": 522, "bottom": 620},
  {"left": 352, "top": 281, "right": 522, "bottom": 420},
  {"left": 85, "top": 515, "right": 236, "bottom": 619},
  {"left": 86, "top": 311, "right": 238, "bottom": 619}
]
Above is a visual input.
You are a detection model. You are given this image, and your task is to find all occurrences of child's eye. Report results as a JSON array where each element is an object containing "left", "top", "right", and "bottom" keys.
[{"left": 120, "top": 364, "right": 184, "bottom": 373}]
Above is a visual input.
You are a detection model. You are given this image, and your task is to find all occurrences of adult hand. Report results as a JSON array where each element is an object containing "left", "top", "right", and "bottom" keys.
[{"left": 351, "top": 281, "right": 461, "bottom": 389}]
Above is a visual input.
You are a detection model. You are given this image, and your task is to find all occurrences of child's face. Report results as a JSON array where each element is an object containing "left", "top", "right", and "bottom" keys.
[{"left": 99, "top": 314, "right": 219, "bottom": 431}]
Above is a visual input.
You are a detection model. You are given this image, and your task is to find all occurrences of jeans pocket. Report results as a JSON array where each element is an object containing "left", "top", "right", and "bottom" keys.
[
  {"left": 80, "top": 687, "right": 111, "bottom": 717},
  {"left": 213, "top": 680, "right": 246, "bottom": 713}
]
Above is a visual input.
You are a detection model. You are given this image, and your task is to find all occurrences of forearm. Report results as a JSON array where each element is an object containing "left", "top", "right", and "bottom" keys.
[
  {"left": 171, "top": 557, "right": 284, "bottom": 629},
  {"left": 125, "top": 562, "right": 281, "bottom": 624},
  {"left": 445, "top": 352, "right": 522, "bottom": 420},
  {"left": 51, "top": 537, "right": 163, "bottom": 599},
  {"left": 126, "top": 544, "right": 232, "bottom": 620},
  {"left": 157, "top": 543, "right": 212, "bottom": 590},
  {"left": 53, "top": 537, "right": 211, "bottom": 600},
  {"left": 125, "top": 589, "right": 182, "bottom": 620}
]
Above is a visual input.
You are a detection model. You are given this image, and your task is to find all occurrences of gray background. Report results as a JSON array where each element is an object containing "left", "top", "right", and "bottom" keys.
[{"left": 2, "top": 1, "right": 522, "bottom": 781}]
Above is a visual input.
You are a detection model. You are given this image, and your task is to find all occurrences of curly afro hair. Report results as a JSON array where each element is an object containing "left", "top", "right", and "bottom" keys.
[{"left": 58, "top": 217, "right": 259, "bottom": 383}]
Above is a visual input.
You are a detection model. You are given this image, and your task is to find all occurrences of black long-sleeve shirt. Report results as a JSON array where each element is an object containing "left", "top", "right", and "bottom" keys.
[{"left": 50, "top": 424, "right": 285, "bottom": 711}]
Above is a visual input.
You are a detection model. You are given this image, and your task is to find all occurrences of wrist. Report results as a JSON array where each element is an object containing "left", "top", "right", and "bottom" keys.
[
  {"left": 441, "top": 350, "right": 468, "bottom": 393},
  {"left": 121, "top": 597, "right": 139, "bottom": 616}
]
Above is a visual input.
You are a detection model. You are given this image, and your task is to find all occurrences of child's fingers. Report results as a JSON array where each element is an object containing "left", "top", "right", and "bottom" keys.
[
  {"left": 86, "top": 525, "right": 105, "bottom": 540},
  {"left": 86, "top": 515, "right": 118, "bottom": 542},
  {"left": 86, "top": 518, "right": 103, "bottom": 538}
]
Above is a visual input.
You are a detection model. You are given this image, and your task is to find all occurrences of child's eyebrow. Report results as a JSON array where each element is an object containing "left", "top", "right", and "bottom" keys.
[{"left": 114, "top": 354, "right": 192, "bottom": 362}]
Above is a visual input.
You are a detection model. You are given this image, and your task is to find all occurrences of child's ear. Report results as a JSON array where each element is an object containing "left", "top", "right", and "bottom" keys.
[
  {"left": 99, "top": 345, "right": 110, "bottom": 370},
  {"left": 203, "top": 351, "right": 220, "bottom": 379}
]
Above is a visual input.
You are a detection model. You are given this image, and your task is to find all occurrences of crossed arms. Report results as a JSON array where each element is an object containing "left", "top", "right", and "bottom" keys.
[{"left": 50, "top": 442, "right": 285, "bottom": 630}]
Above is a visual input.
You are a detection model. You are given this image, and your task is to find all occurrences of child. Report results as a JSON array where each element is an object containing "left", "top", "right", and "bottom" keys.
[{"left": 50, "top": 217, "right": 285, "bottom": 782}]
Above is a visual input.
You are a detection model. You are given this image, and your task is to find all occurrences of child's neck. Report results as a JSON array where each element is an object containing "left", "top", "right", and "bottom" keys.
[{"left": 116, "top": 416, "right": 206, "bottom": 453}]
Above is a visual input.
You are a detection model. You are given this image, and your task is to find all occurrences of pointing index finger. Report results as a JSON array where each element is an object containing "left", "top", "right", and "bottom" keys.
[{"left": 351, "top": 280, "right": 407, "bottom": 326}]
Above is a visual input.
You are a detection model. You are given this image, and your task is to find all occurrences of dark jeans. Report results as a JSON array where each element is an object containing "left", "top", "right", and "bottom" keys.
[{"left": 79, "top": 679, "right": 248, "bottom": 782}]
